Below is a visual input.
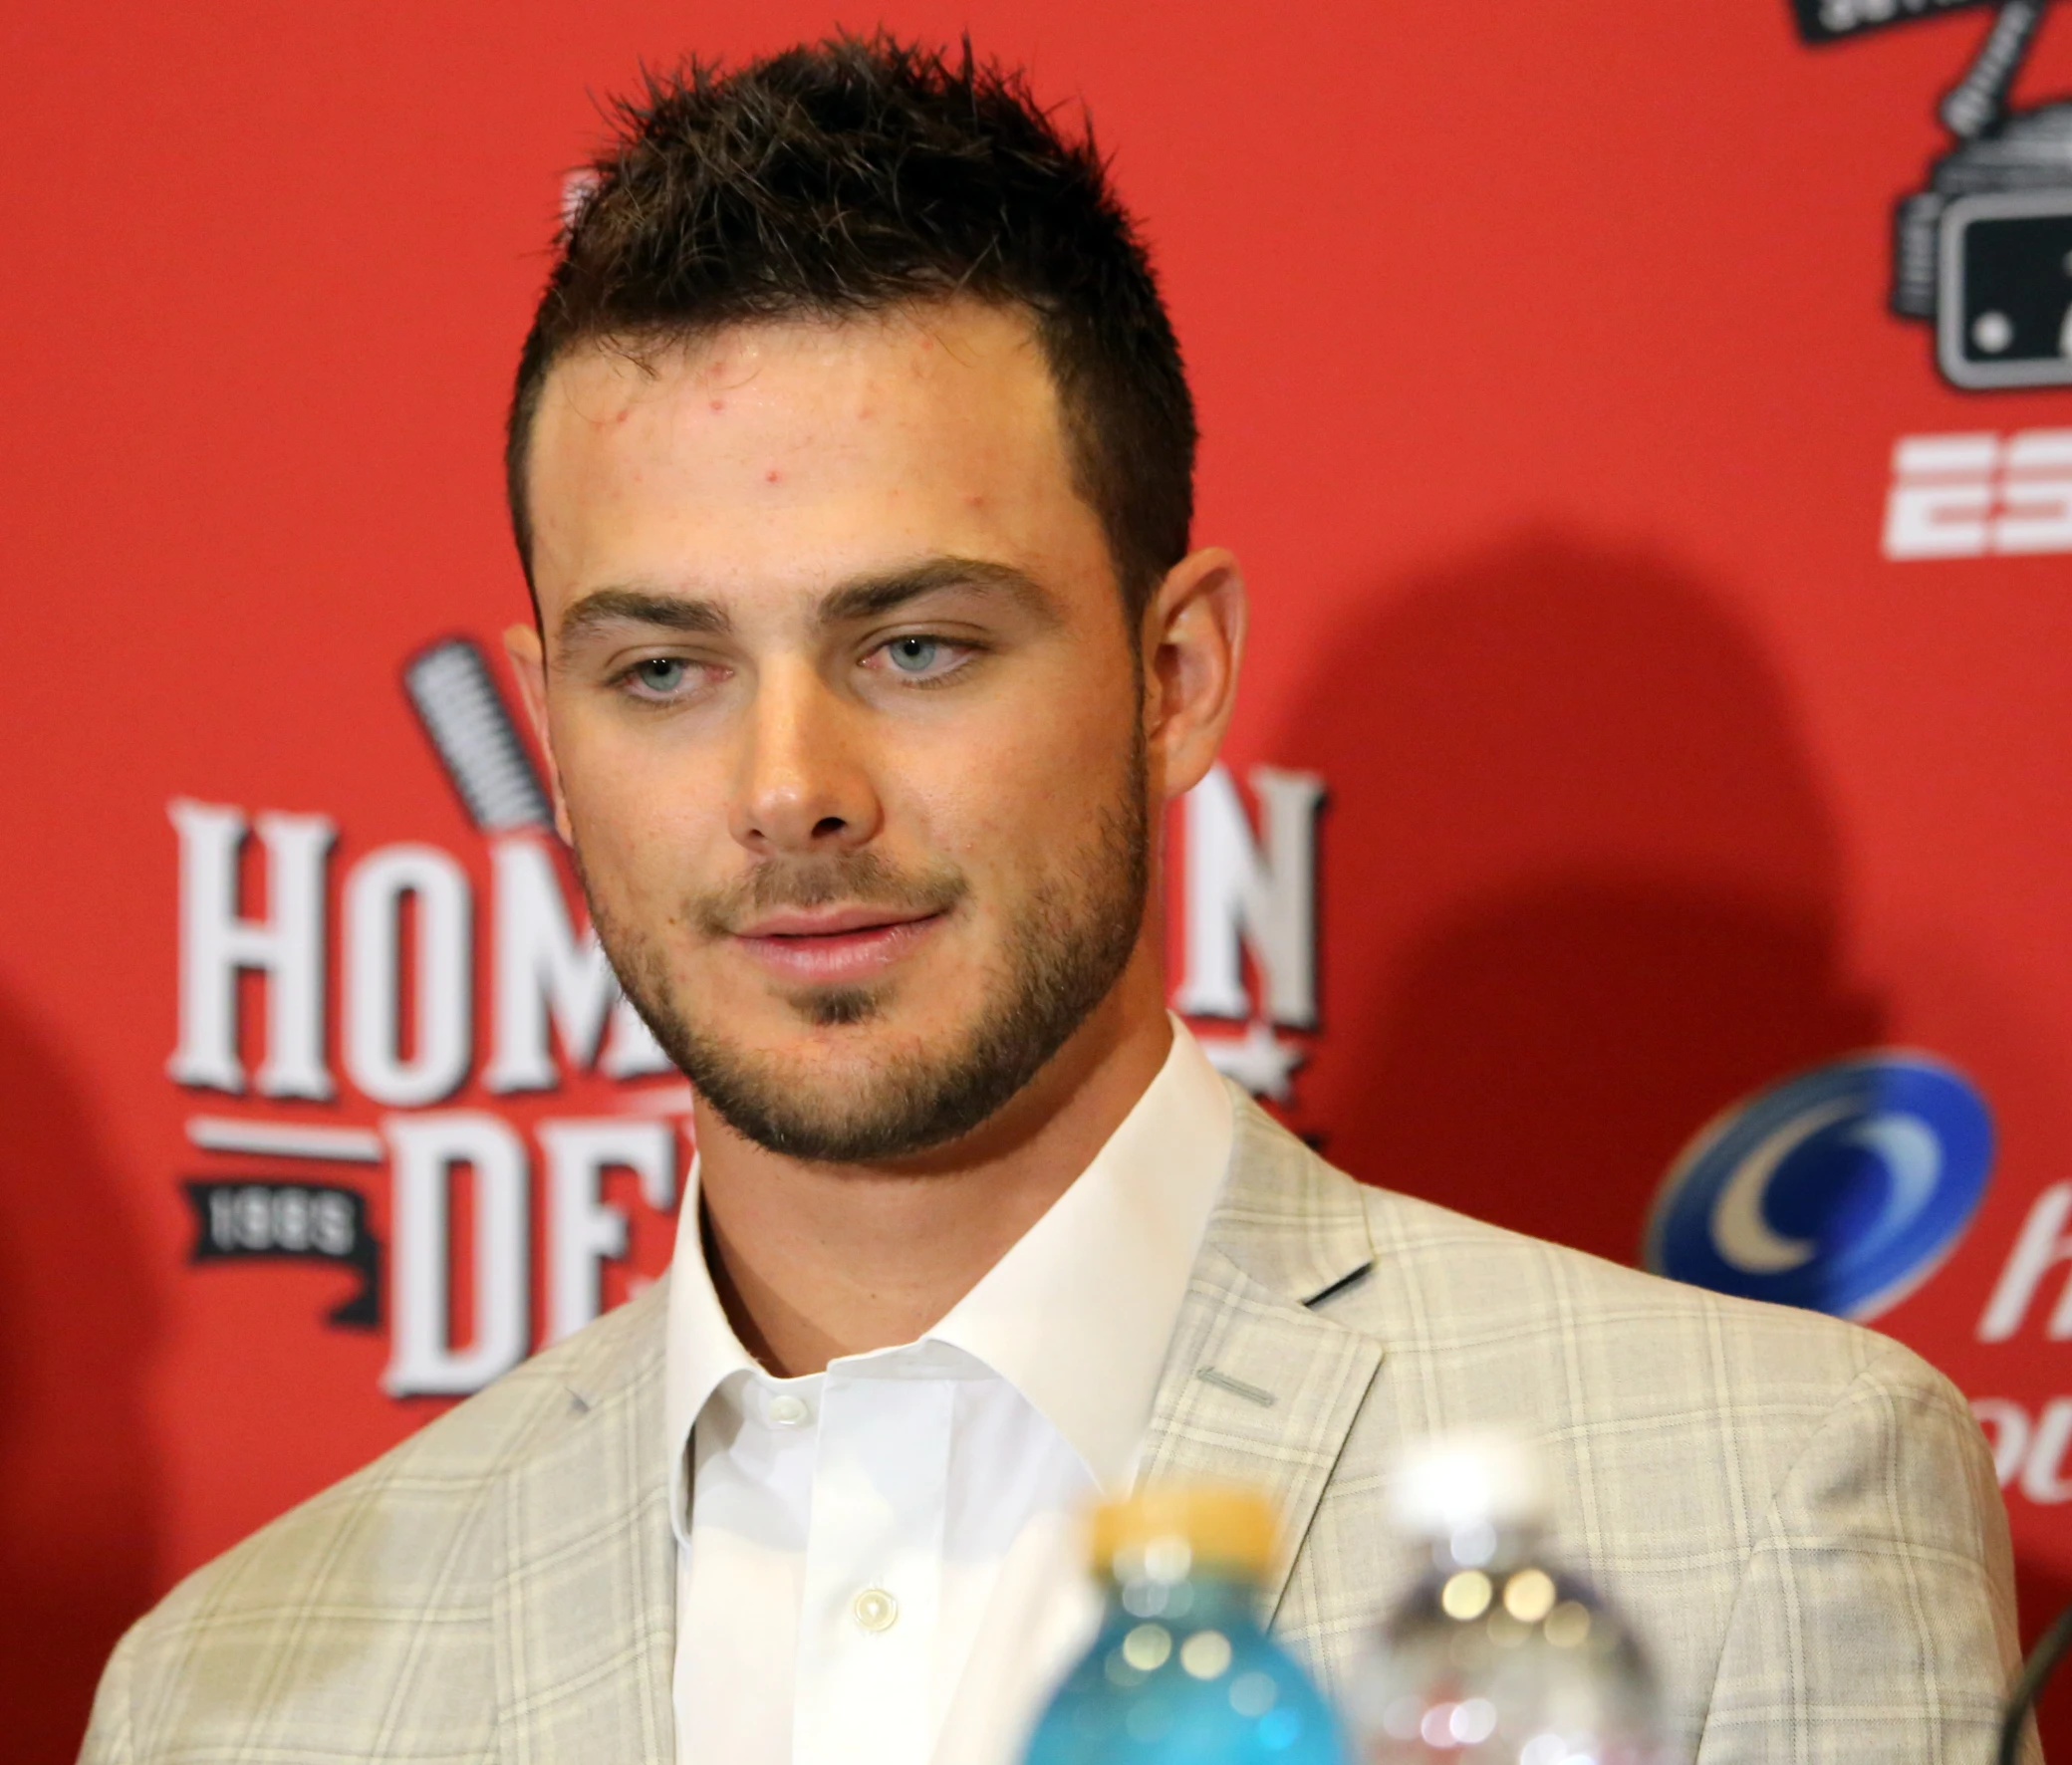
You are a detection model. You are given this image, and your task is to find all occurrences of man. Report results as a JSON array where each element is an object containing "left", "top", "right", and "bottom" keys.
[{"left": 85, "top": 35, "right": 2025, "bottom": 1765}]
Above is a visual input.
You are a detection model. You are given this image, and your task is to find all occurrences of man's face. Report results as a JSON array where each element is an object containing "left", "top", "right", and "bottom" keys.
[{"left": 517, "top": 302, "right": 1155, "bottom": 1161}]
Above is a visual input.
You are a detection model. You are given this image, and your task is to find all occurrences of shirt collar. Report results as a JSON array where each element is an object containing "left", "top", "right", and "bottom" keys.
[
  {"left": 662, "top": 1016, "right": 1235, "bottom": 1527},
  {"left": 922, "top": 1019, "right": 1232, "bottom": 1491},
  {"left": 662, "top": 1166, "right": 758, "bottom": 1547}
]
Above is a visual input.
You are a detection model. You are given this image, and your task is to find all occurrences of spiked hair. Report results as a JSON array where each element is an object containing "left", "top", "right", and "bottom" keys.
[{"left": 505, "top": 35, "right": 1197, "bottom": 616}]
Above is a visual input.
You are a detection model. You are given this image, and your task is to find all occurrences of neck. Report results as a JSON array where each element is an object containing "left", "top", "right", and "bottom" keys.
[{"left": 691, "top": 945, "right": 1173, "bottom": 1377}]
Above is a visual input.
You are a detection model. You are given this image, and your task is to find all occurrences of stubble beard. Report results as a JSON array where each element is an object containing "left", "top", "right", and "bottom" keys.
[{"left": 581, "top": 731, "right": 1150, "bottom": 1163}]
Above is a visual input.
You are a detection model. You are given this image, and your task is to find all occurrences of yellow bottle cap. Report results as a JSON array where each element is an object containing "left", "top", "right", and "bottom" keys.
[{"left": 1091, "top": 1485, "right": 1277, "bottom": 1581}]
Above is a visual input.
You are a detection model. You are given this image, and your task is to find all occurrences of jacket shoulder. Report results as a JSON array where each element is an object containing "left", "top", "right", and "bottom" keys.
[
  {"left": 104, "top": 1284, "right": 667, "bottom": 1710},
  {"left": 1271, "top": 1144, "right": 2009, "bottom": 1758},
  {"left": 1341, "top": 1172, "right": 1896, "bottom": 1390}
]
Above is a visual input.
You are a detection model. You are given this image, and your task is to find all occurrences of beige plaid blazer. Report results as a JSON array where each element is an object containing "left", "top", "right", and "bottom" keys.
[{"left": 84, "top": 1088, "right": 2030, "bottom": 1763}]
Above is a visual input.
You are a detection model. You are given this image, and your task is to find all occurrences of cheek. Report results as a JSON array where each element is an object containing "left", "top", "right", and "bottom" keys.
[
  {"left": 896, "top": 689, "right": 1138, "bottom": 879},
  {"left": 554, "top": 718, "right": 727, "bottom": 905}
]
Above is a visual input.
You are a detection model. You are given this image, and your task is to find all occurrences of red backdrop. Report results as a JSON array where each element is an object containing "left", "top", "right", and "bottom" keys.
[{"left": 8, "top": 1, "right": 2072, "bottom": 1757}]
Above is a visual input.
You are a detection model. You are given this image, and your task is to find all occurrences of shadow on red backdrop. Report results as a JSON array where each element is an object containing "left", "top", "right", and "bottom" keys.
[
  {"left": 0, "top": 985, "right": 162, "bottom": 1760},
  {"left": 1281, "top": 530, "right": 1883, "bottom": 1256}
]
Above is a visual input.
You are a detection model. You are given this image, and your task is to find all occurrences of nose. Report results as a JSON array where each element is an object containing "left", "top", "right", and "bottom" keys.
[{"left": 727, "top": 658, "right": 885, "bottom": 857}]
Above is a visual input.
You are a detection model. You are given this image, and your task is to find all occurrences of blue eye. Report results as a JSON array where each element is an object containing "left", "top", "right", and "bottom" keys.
[
  {"left": 888, "top": 636, "right": 939, "bottom": 673},
  {"left": 632, "top": 657, "right": 685, "bottom": 692}
]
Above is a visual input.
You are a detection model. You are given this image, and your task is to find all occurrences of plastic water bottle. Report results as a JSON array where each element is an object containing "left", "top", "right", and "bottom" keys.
[
  {"left": 1347, "top": 1436, "right": 1672, "bottom": 1765},
  {"left": 1023, "top": 1485, "right": 1348, "bottom": 1764}
]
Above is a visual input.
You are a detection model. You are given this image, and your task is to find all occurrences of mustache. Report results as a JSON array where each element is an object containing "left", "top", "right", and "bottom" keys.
[{"left": 691, "top": 850, "right": 969, "bottom": 938}]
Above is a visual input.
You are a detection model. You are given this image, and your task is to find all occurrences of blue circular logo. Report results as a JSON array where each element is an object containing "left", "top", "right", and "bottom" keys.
[{"left": 1644, "top": 1052, "right": 1993, "bottom": 1319}]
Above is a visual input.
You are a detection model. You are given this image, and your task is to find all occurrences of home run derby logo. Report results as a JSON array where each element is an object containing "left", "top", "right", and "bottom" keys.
[
  {"left": 1645, "top": 1052, "right": 1994, "bottom": 1318},
  {"left": 167, "top": 636, "right": 1323, "bottom": 1398}
]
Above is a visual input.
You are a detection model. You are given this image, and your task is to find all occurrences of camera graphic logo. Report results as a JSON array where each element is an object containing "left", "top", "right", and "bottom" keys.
[{"left": 1805, "top": 0, "right": 2072, "bottom": 389}]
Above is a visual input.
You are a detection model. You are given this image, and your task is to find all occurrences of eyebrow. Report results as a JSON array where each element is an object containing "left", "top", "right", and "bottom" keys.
[
  {"left": 812, "top": 557, "right": 1059, "bottom": 629},
  {"left": 555, "top": 555, "right": 1060, "bottom": 655},
  {"left": 556, "top": 587, "right": 732, "bottom": 651}
]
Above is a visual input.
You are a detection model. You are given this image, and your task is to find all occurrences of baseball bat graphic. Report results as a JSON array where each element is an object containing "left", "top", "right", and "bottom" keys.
[
  {"left": 1942, "top": 0, "right": 2052, "bottom": 137},
  {"left": 402, "top": 637, "right": 555, "bottom": 834}
]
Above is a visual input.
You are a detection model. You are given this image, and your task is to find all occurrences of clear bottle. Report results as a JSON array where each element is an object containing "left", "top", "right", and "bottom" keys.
[
  {"left": 1023, "top": 1485, "right": 1348, "bottom": 1764},
  {"left": 1347, "top": 1436, "right": 1673, "bottom": 1765}
]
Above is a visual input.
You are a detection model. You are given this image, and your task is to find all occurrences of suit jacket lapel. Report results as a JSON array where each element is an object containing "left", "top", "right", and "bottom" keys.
[
  {"left": 493, "top": 1287, "right": 677, "bottom": 1765},
  {"left": 1139, "top": 1088, "right": 1385, "bottom": 1617}
]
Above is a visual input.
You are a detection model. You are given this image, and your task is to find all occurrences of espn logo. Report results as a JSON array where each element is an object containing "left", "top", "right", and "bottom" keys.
[{"left": 1884, "top": 429, "right": 2072, "bottom": 560}]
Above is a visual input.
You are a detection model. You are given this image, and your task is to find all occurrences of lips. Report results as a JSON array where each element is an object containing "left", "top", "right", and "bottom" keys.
[
  {"left": 733, "top": 906, "right": 934, "bottom": 939},
  {"left": 729, "top": 905, "right": 945, "bottom": 985}
]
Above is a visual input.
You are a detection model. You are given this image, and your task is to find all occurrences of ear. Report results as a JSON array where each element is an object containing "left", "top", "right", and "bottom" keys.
[
  {"left": 1142, "top": 546, "right": 1247, "bottom": 802},
  {"left": 503, "top": 621, "right": 576, "bottom": 844}
]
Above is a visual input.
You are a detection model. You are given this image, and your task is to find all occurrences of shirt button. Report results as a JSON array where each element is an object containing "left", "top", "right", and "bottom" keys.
[
  {"left": 768, "top": 1393, "right": 811, "bottom": 1427},
  {"left": 852, "top": 1588, "right": 899, "bottom": 1633}
]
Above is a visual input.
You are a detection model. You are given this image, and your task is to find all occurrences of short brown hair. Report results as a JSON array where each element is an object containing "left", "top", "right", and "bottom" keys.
[{"left": 506, "top": 34, "right": 1197, "bottom": 617}]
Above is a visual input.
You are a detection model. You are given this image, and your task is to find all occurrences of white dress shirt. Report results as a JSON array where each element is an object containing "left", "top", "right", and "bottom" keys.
[{"left": 665, "top": 1019, "right": 1235, "bottom": 1765}]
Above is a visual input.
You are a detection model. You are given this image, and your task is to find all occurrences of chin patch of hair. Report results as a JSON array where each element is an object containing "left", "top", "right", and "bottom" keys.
[{"left": 801, "top": 987, "right": 881, "bottom": 1029}]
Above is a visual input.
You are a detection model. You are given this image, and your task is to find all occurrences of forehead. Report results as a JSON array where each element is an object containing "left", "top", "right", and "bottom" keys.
[{"left": 523, "top": 302, "right": 1106, "bottom": 619}]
